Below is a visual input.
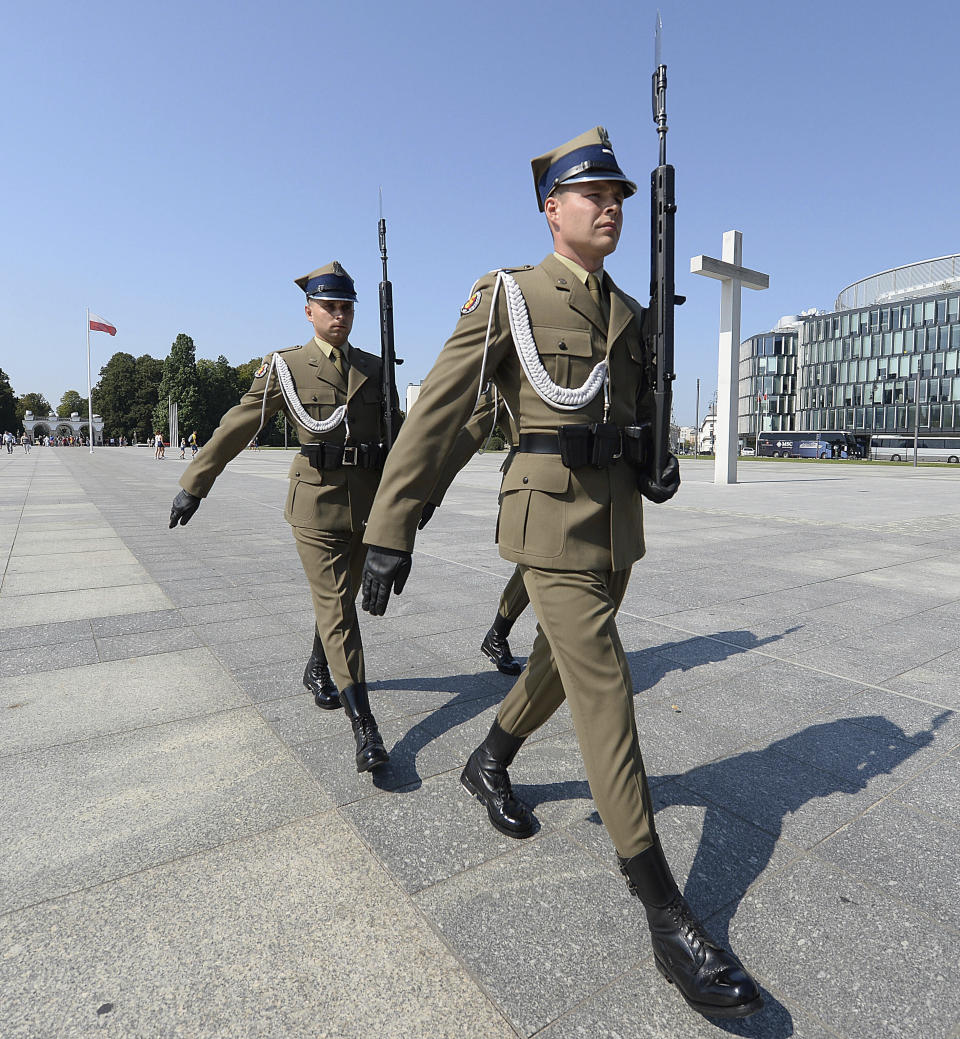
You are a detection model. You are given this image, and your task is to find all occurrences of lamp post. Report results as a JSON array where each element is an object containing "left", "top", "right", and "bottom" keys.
[
  {"left": 694, "top": 378, "right": 700, "bottom": 460},
  {"left": 913, "top": 367, "right": 921, "bottom": 467}
]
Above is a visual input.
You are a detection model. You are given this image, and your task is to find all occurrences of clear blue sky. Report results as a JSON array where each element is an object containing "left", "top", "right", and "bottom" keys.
[{"left": 2, "top": 0, "right": 958, "bottom": 426}]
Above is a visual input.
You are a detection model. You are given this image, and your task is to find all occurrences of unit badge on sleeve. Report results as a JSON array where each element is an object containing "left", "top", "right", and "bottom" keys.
[{"left": 460, "top": 290, "right": 482, "bottom": 315}]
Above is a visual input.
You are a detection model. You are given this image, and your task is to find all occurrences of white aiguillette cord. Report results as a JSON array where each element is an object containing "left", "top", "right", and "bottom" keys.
[
  {"left": 475, "top": 270, "right": 609, "bottom": 414},
  {"left": 254, "top": 353, "right": 350, "bottom": 440}
]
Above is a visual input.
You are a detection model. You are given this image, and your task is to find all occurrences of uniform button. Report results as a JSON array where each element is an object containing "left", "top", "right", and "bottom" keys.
[
  {"left": 294, "top": 471, "right": 300, "bottom": 477},
  {"left": 312, "top": 395, "right": 317, "bottom": 402},
  {"left": 522, "top": 476, "right": 529, "bottom": 484},
  {"left": 558, "top": 341, "right": 567, "bottom": 350}
]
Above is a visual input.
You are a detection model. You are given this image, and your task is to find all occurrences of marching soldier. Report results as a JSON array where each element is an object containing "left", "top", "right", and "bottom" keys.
[
  {"left": 360, "top": 129, "right": 763, "bottom": 1018},
  {"left": 168, "top": 262, "right": 395, "bottom": 773}
]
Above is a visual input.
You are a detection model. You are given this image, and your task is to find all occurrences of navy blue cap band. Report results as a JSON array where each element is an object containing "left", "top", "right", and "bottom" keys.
[
  {"left": 305, "top": 273, "right": 356, "bottom": 298},
  {"left": 538, "top": 144, "right": 632, "bottom": 205}
]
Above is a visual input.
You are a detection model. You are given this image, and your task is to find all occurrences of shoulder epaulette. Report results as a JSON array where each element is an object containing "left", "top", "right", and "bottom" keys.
[{"left": 276, "top": 343, "right": 302, "bottom": 353}]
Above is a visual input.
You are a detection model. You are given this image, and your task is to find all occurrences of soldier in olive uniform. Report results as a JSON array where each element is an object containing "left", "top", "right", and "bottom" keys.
[
  {"left": 360, "top": 130, "right": 762, "bottom": 1018},
  {"left": 169, "top": 262, "right": 394, "bottom": 773}
]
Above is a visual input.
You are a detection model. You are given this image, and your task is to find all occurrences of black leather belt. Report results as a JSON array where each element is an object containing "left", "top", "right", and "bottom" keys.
[
  {"left": 516, "top": 433, "right": 562, "bottom": 454},
  {"left": 300, "top": 442, "right": 386, "bottom": 470},
  {"left": 516, "top": 424, "right": 649, "bottom": 471}
]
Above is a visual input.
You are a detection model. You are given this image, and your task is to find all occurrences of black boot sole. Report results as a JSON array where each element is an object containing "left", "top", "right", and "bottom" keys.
[
  {"left": 480, "top": 644, "right": 523, "bottom": 676},
  {"left": 356, "top": 749, "right": 389, "bottom": 773},
  {"left": 460, "top": 769, "right": 535, "bottom": 839},
  {"left": 654, "top": 956, "right": 764, "bottom": 1019}
]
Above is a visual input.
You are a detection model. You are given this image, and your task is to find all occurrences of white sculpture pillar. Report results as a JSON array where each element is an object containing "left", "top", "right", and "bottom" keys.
[{"left": 691, "top": 231, "right": 769, "bottom": 485}]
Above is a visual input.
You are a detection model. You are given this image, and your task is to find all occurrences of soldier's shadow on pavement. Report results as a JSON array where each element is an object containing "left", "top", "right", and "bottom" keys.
[
  {"left": 369, "top": 671, "right": 505, "bottom": 791},
  {"left": 372, "top": 627, "right": 791, "bottom": 792},
  {"left": 521, "top": 709, "right": 952, "bottom": 1036},
  {"left": 627, "top": 626, "right": 801, "bottom": 695}
]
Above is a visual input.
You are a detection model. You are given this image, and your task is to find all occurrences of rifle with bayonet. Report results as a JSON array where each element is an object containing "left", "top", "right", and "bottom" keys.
[
  {"left": 643, "top": 14, "right": 683, "bottom": 502},
  {"left": 378, "top": 190, "right": 403, "bottom": 451}
]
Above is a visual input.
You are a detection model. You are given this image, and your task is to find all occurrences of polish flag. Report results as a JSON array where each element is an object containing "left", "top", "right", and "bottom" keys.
[{"left": 89, "top": 313, "right": 117, "bottom": 336}]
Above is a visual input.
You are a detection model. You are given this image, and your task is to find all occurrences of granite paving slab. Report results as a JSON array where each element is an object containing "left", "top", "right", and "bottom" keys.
[
  {"left": 0, "top": 618, "right": 93, "bottom": 651},
  {"left": 94, "top": 625, "right": 204, "bottom": 661},
  {"left": 888, "top": 752, "right": 960, "bottom": 827},
  {"left": 0, "top": 584, "right": 174, "bottom": 627},
  {"left": 814, "top": 797, "right": 960, "bottom": 930},
  {"left": 0, "top": 638, "right": 99, "bottom": 678},
  {"left": 730, "top": 854, "right": 960, "bottom": 1039},
  {"left": 0, "top": 816, "right": 516, "bottom": 1039},
  {"left": 0, "top": 708, "right": 331, "bottom": 914},
  {"left": 0, "top": 648, "right": 249, "bottom": 756},
  {"left": 414, "top": 830, "right": 649, "bottom": 1037}
]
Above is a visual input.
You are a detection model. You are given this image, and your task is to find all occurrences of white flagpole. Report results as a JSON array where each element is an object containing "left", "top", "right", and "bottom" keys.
[{"left": 86, "top": 307, "right": 94, "bottom": 453}]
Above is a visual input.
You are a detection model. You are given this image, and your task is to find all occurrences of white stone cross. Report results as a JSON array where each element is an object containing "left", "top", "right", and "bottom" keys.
[{"left": 691, "top": 230, "right": 769, "bottom": 485}]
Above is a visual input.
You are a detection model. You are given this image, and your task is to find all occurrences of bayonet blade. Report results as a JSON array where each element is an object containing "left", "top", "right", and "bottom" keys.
[{"left": 655, "top": 11, "right": 662, "bottom": 67}]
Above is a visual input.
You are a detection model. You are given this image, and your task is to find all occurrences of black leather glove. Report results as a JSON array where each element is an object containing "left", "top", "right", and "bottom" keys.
[
  {"left": 417, "top": 503, "right": 437, "bottom": 530},
  {"left": 361, "top": 546, "right": 412, "bottom": 616},
  {"left": 169, "top": 489, "right": 202, "bottom": 528},
  {"left": 638, "top": 454, "right": 681, "bottom": 504}
]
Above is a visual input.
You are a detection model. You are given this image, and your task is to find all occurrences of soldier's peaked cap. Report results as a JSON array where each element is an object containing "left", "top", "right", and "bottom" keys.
[
  {"left": 531, "top": 126, "right": 637, "bottom": 212},
  {"left": 294, "top": 261, "right": 357, "bottom": 302}
]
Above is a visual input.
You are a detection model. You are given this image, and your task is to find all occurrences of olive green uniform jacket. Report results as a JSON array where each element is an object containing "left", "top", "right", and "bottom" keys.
[
  {"left": 179, "top": 338, "right": 392, "bottom": 533},
  {"left": 365, "top": 254, "right": 654, "bottom": 571}
]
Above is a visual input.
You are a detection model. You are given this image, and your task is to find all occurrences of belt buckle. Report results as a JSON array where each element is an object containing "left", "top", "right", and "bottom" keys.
[{"left": 342, "top": 445, "right": 359, "bottom": 467}]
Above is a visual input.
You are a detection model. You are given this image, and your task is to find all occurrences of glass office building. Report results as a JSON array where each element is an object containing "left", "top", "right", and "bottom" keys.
[
  {"left": 739, "top": 324, "right": 800, "bottom": 440},
  {"left": 739, "top": 255, "right": 960, "bottom": 438}
]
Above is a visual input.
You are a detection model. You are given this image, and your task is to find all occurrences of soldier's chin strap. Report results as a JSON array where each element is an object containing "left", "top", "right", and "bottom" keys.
[
  {"left": 254, "top": 353, "right": 350, "bottom": 441},
  {"left": 476, "top": 271, "right": 609, "bottom": 414}
]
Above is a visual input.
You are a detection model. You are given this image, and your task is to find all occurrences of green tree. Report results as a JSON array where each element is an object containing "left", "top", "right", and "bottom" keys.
[
  {"left": 0, "top": 369, "right": 17, "bottom": 432},
  {"left": 234, "top": 357, "right": 264, "bottom": 397},
  {"left": 133, "top": 355, "right": 164, "bottom": 442},
  {"left": 92, "top": 352, "right": 163, "bottom": 441},
  {"left": 93, "top": 352, "right": 138, "bottom": 439},
  {"left": 195, "top": 355, "right": 239, "bottom": 440},
  {"left": 15, "top": 392, "right": 52, "bottom": 423},
  {"left": 153, "top": 333, "right": 203, "bottom": 437},
  {"left": 57, "top": 389, "right": 89, "bottom": 418}
]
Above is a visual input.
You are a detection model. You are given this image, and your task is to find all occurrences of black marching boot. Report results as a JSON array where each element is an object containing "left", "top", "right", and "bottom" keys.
[
  {"left": 460, "top": 720, "right": 535, "bottom": 838},
  {"left": 619, "top": 837, "right": 763, "bottom": 1019},
  {"left": 480, "top": 614, "right": 523, "bottom": 676},
  {"left": 303, "top": 629, "right": 339, "bottom": 709},
  {"left": 339, "top": 683, "right": 389, "bottom": 773}
]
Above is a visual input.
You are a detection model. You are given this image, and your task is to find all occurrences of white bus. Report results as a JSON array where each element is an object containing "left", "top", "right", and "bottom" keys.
[{"left": 870, "top": 435, "right": 960, "bottom": 463}]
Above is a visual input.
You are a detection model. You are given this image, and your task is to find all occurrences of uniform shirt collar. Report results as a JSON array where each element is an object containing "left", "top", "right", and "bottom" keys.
[
  {"left": 313, "top": 335, "right": 351, "bottom": 363},
  {"left": 553, "top": 252, "right": 604, "bottom": 286}
]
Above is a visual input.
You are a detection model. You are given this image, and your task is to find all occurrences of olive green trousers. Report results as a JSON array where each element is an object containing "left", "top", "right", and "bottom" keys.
[
  {"left": 292, "top": 525, "right": 367, "bottom": 692},
  {"left": 496, "top": 565, "right": 530, "bottom": 627},
  {"left": 496, "top": 565, "right": 656, "bottom": 859}
]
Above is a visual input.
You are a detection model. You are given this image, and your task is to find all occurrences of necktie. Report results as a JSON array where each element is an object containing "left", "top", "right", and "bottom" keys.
[
  {"left": 329, "top": 347, "right": 345, "bottom": 378},
  {"left": 586, "top": 273, "right": 609, "bottom": 325}
]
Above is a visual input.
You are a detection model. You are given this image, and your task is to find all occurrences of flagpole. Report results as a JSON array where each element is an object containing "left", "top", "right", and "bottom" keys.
[{"left": 86, "top": 307, "right": 94, "bottom": 453}]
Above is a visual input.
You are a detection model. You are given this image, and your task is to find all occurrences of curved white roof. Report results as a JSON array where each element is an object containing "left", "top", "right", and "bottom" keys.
[{"left": 835, "top": 254, "right": 960, "bottom": 310}]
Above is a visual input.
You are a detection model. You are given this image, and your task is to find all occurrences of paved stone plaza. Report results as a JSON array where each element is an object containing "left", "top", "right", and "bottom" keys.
[{"left": 1, "top": 446, "right": 958, "bottom": 1039}]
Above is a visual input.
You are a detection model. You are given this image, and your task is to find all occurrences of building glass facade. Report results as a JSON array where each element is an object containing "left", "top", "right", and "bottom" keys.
[
  {"left": 738, "top": 328, "right": 798, "bottom": 440},
  {"left": 738, "top": 255, "right": 960, "bottom": 437},
  {"left": 797, "top": 289, "right": 960, "bottom": 434}
]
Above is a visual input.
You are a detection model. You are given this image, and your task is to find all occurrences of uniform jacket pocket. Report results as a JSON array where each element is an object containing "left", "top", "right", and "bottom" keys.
[{"left": 498, "top": 456, "right": 571, "bottom": 559}]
